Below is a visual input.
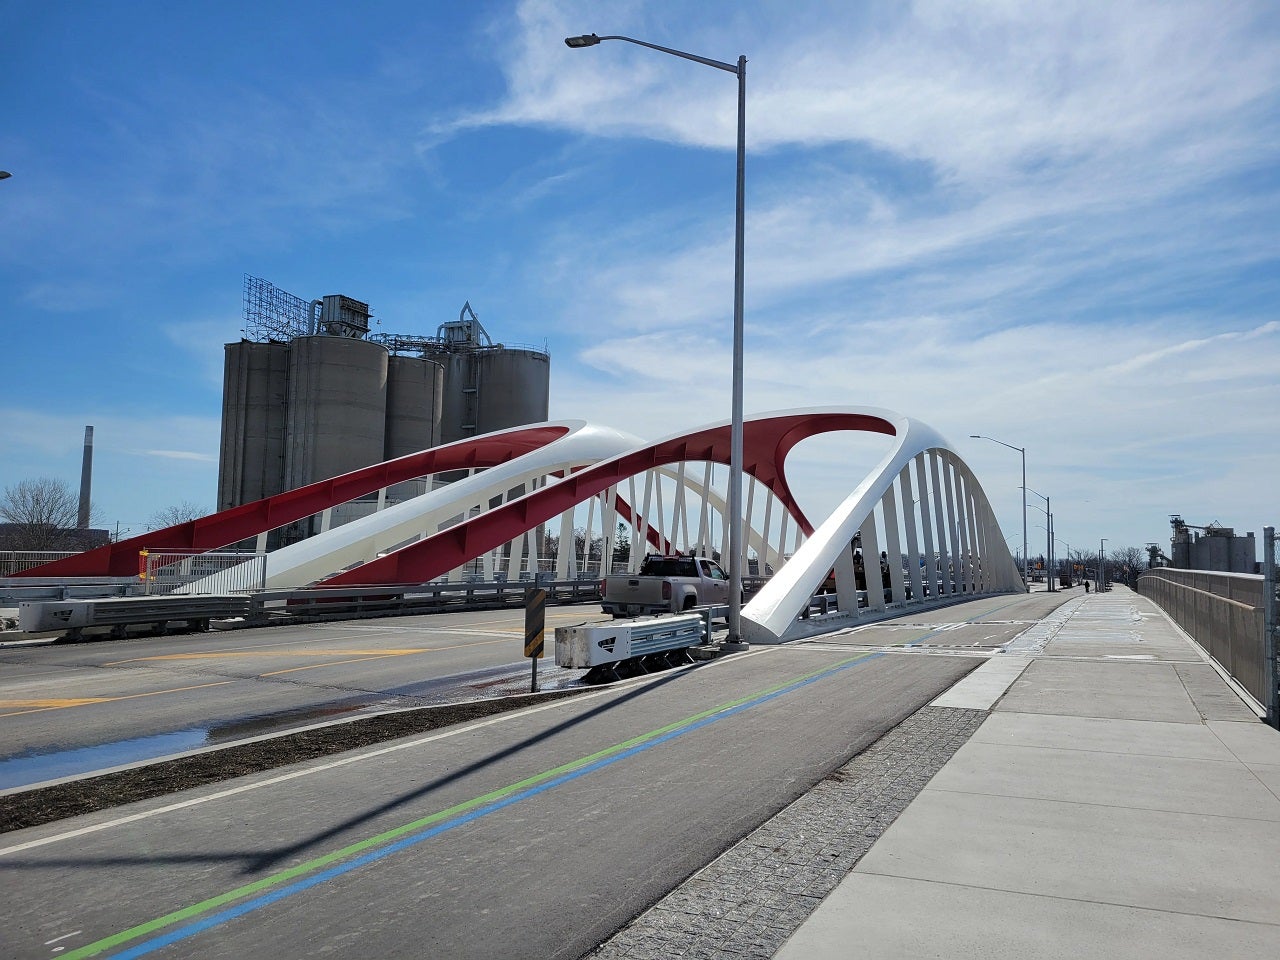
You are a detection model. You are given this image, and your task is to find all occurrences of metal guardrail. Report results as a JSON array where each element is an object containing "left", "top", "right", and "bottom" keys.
[
  {"left": 246, "top": 577, "right": 604, "bottom": 625},
  {"left": 555, "top": 614, "right": 704, "bottom": 670},
  {"left": 1266, "top": 526, "right": 1279, "bottom": 728},
  {"left": 3, "top": 577, "right": 604, "bottom": 640},
  {"left": 19, "top": 595, "right": 253, "bottom": 640},
  {"left": 1, "top": 578, "right": 146, "bottom": 604},
  {"left": 1137, "top": 554, "right": 1278, "bottom": 728},
  {"left": 0, "top": 551, "right": 79, "bottom": 576}
]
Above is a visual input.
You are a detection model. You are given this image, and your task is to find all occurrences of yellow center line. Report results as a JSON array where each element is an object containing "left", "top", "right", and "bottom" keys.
[
  {"left": 255, "top": 636, "right": 514, "bottom": 676},
  {"left": 258, "top": 655, "right": 406, "bottom": 677},
  {"left": 4, "top": 634, "right": 533, "bottom": 719},
  {"left": 0, "top": 681, "right": 236, "bottom": 718},
  {"left": 105, "top": 649, "right": 434, "bottom": 666},
  {"left": 0, "top": 697, "right": 112, "bottom": 708}
]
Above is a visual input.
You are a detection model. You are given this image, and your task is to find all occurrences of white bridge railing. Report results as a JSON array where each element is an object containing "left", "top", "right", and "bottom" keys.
[{"left": 144, "top": 551, "right": 267, "bottom": 595}]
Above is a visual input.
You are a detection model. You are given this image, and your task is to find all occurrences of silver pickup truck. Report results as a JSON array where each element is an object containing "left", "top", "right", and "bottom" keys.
[{"left": 601, "top": 555, "right": 732, "bottom": 618}]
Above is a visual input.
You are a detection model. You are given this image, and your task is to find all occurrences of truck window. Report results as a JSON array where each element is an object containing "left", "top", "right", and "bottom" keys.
[
  {"left": 699, "top": 560, "right": 727, "bottom": 580},
  {"left": 639, "top": 557, "right": 697, "bottom": 577}
]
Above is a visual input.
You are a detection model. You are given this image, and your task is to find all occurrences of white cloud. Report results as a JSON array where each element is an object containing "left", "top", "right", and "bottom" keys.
[
  {"left": 550, "top": 311, "right": 1279, "bottom": 549},
  {"left": 142, "top": 449, "right": 218, "bottom": 463},
  {"left": 463, "top": 1, "right": 1279, "bottom": 181}
]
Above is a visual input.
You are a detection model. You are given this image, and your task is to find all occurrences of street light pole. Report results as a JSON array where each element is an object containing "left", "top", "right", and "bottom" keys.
[
  {"left": 566, "top": 32, "right": 750, "bottom": 650},
  {"left": 970, "top": 435, "right": 1028, "bottom": 592},
  {"left": 1099, "top": 538, "right": 1107, "bottom": 593},
  {"left": 1056, "top": 538, "right": 1071, "bottom": 584},
  {"left": 1026, "top": 487, "right": 1053, "bottom": 592}
]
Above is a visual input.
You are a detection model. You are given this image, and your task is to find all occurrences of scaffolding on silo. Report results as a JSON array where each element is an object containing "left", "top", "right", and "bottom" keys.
[{"left": 242, "top": 273, "right": 314, "bottom": 342}]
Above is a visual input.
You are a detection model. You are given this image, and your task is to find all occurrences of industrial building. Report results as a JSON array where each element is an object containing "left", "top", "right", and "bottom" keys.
[
  {"left": 1167, "top": 515, "right": 1258, "bottom": 574},
  {"left": 218, "top": 276, "right": 549, "bottom": 536}
]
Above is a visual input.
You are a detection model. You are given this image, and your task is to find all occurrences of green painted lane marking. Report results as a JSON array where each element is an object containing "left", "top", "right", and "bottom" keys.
[{"left": 62, "top": 651, "right": 877, "bottom": 959}]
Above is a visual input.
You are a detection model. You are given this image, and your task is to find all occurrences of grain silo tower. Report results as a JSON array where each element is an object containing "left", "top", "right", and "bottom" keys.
[
  {"left": 218, "top": 278, "right": 547, "bottom": 527},
  {"left": 420, "top": 302, "right": 550, "bottom": 445},
  {"left": 384, "top": 354, "right": 445, "bottom": 501},
  {"left": 218, "top": 339, "right": 290, "bottom": 509},
  {"left": 219, "top": 281, "right": 404, "bottom": 517},
  {"left": 281, "top": 332, "right": 388, "bottom": 495}
]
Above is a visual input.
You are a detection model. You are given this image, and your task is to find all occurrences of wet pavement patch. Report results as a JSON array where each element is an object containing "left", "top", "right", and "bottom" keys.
[
  {"left": 0, "top": 730, "right": 212, "bottom": 791},
  {"left": 0, "top": 688, "right": 589, "bottom": 835},
  {"left": 0, "top": 700, "right": 407, "bottom": 793}
]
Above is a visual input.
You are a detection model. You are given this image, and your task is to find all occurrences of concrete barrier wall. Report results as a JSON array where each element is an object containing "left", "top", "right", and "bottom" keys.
[{"left": 1137, "top": 568, "right": 1266, "bottom": 709}]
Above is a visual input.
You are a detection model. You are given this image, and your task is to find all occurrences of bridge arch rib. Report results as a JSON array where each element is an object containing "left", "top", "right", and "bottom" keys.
[
  {"left": 315, "top": 408, "right": 898, "bottom": 589},
  {"left": 740, "top": 412, "right": 1022, "bottom": 642},
  {"left": 17, "top": 406, "right": 1022, "bottom": 642},
  {"left": 308, "top": 406, "right": 1020, "bottom": 642}
]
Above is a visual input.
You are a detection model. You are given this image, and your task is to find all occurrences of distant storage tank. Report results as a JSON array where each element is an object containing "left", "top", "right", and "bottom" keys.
[
  {"left": 219, "top": 341, "right": 290, "bottom": 510},
  {"left": 283, "top": 336, "right": 388, "bottom": 493},
  {"left": 385, "top": 355, "right": 445, "bottom": 501},
  {"left": 472, "top": 347, "right": 551, "bottom": 438},
  {"left": 422, "top": 305, "right": 550, "bottom": 445}
]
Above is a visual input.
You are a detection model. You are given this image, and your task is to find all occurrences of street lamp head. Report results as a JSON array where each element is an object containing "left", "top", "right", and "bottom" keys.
[
  {"left": 564, "top": 34, "right": 601, "bottom": 48},
  {"left": 0, "top": 171, "right": 11, "bottom": 181}
]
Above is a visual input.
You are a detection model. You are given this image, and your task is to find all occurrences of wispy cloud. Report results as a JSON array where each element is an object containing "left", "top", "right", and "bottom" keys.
[
  {"left": 444, "top": 1, "right": 1280, "bottom": 343},
  {"left": 141, "top": 449, "right": 218, "bottom": 463},
  {"left": 507, "top": 0, "right": 1280, "bottom": 545},
  {"left": 4, "top": 1, "right": 1276, "bottom": 551}
]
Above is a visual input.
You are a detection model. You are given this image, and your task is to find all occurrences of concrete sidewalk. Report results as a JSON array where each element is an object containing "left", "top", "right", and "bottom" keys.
[{"left": 775, "top": 586, "right": 1280, "bottom": 958}]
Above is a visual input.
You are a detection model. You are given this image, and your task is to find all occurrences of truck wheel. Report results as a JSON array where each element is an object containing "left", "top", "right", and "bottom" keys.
[{"left": 682, "top": 596, "right": 697, "bottom": 611}]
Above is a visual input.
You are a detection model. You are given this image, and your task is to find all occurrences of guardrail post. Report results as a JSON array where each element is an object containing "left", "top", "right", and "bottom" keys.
[{"left": 1264, "top": 526, "right": 1278, "bottom": 729}]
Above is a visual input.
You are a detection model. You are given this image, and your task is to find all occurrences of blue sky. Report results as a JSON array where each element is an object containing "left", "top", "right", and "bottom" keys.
[{"left": 2, "top": 0, "right": 1277, "bottom": 559}]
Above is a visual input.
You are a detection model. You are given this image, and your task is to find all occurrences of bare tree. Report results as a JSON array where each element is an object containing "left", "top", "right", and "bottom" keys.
[
  {"left": 147, "top": 501, "right": 209, "bottom": 531},
  {"left": 612, "top": 522, "right": 631, "bottom": 567},
  {"left": 1111, "top": 545, "right": 1147, "bottom": 586},
  {"left": 0, "top": 477, "right": 91, "bottom": 550}
]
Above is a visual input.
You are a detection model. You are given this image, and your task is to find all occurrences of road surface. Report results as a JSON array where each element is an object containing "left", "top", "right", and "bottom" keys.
[{"left": 0, "top": 592, "right": 1075, "bottom": 959}]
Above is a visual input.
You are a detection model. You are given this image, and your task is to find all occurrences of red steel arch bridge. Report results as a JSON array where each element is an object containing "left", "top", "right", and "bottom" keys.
[{"left": 17, "top": 406, "right": 1022, "bottom": 644}]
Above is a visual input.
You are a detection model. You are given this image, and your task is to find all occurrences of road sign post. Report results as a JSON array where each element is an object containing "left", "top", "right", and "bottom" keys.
[{"left": 525, "top": 587, "right": 546, "bottom": 693}]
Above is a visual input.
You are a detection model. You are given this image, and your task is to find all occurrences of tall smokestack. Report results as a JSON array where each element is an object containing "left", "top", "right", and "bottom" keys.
[{"left": 78, "top": 425, "right": 93, "bottom": 529}]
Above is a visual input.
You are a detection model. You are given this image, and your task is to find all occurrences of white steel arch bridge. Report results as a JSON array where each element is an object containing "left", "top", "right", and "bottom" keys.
[{"left": 20, "top": 406, "right": 1023, "bottom": 644}]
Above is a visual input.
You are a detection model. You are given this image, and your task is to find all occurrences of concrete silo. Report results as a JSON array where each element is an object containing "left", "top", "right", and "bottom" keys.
[
  {"left": 421, "top": 303, "right": 550, "bottom": 445},
  {"left": 220, "top": 279, "right": 549, "bottom": 540},
  {"left": 384, "top": 355, "right": 445, "bottom": 501},
  {"left": 218, "top": 340, "right": 290, "bottom": 510},
  {"left": 283, "top": 334, "right": 388, "bottom": 493}
]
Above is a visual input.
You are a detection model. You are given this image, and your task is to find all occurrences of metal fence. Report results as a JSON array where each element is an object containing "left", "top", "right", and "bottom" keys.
[
  {"left": 0, "top": 551, "right": 79, "bottom": 576},
  {"left": 1137, "top": 535, "right": 1278, "bottom": 729},
  {"left": 1266, "top": 526, "right": 1279, "bottom": 728},
  {"left": 142, "top": 551, "right": 268, "bottom": 595}
]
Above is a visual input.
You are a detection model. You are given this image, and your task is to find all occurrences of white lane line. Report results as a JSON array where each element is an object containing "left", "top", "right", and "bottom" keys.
[{"left": 44, "top": 931, "right": 82, "bottom": 946}]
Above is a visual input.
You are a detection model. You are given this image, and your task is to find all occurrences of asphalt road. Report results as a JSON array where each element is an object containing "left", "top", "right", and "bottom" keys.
[
  {"left": 0, "top": 591, "right": 1076, "bottom": 960},
  {"left": 0, "top": 604, "right": 613, "bottom": 787},
  {"left": 797, "top": 590, "right": 1073, "bottom": 653},
  {"left": 0, "top": 643, "right": 979, "bottom": 960}
]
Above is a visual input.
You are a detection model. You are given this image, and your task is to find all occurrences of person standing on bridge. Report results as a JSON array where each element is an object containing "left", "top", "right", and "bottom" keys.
[{"left": 1084, "top": 579, "right": 1090, "bottom": 593}]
